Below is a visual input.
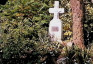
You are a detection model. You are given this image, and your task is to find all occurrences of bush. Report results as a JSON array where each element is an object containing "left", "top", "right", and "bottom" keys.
[{"left": 0, "top": 0, "right": 93, "bottom": 64}]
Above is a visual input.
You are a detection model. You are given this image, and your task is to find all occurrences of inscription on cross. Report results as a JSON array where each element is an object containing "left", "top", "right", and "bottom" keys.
[{"left": 49, "top": 1, "right": 64, "bottom": 42}]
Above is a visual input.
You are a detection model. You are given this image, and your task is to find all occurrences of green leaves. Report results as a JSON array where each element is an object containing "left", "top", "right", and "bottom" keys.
[{"left": 32, "top": 16, "right": 41, "bottom": 21}]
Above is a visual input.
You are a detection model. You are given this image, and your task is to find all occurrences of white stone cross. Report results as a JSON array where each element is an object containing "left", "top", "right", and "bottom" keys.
[
  {"left": 49, "top": 1, "right": 64, "bottom": 42},
  {"left": 49, "top": 1, "right": 64, "bottom": 19}
]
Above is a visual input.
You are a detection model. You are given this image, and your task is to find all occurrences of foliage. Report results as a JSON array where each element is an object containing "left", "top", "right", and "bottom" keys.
[
  {"left": 0, "top": 0, "right": 62, "bottom": 64},
  {"left": 57, "top": 45, "right": 93, "bottom": 64},
  {"left": 0, "top": 0, "right": 93, "bottom": 64}
]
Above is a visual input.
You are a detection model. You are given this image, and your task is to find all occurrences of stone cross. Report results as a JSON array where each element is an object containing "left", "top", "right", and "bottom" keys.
[
  {"left": 49, "top": 1, "right": 64, "bottom": 42},
  {"left": 92, "top": 0, "right": 93, "bottom": 3}
]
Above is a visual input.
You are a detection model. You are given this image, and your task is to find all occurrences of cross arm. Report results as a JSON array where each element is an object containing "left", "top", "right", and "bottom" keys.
[{"left": 49, "top": 8, "right": 64, "bottom": 13}]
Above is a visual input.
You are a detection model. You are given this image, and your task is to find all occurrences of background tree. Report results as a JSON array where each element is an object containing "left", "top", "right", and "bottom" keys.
[{"left": 70, "top": 0, "right": 85, "bottom": 48}]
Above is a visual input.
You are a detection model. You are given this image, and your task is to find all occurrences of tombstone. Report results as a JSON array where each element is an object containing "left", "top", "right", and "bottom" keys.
[
  {"left": 49, "top": 1, "right": 64, "bottom": 42},
  {"left": 92, "top": 0, "right": 93, "bottom": 3}
]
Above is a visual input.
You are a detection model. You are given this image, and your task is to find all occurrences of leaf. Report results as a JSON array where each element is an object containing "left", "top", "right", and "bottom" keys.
[
  {"left": 32, "top": 16, "right": 41, "bottom": 21},
  {"left": 64, "top": 31, "right": 72, "bottom": 36},
  {"left": 15, "top": 13, "right": 24, "bottom": 16}
]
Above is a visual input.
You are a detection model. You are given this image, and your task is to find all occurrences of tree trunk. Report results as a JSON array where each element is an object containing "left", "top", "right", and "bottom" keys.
[{"left": 70, "top": 0, "right": 85, "bottom": 48}]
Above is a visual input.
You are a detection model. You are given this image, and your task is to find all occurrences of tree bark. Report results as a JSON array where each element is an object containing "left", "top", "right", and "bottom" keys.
[{"left": 70, "top": 0, "right": 85, "bottom": 48}]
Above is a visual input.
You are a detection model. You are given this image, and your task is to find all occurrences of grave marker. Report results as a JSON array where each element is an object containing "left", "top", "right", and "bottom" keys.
[{"left": 49, "top": 1, "right": 64, "bottom": 42}]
